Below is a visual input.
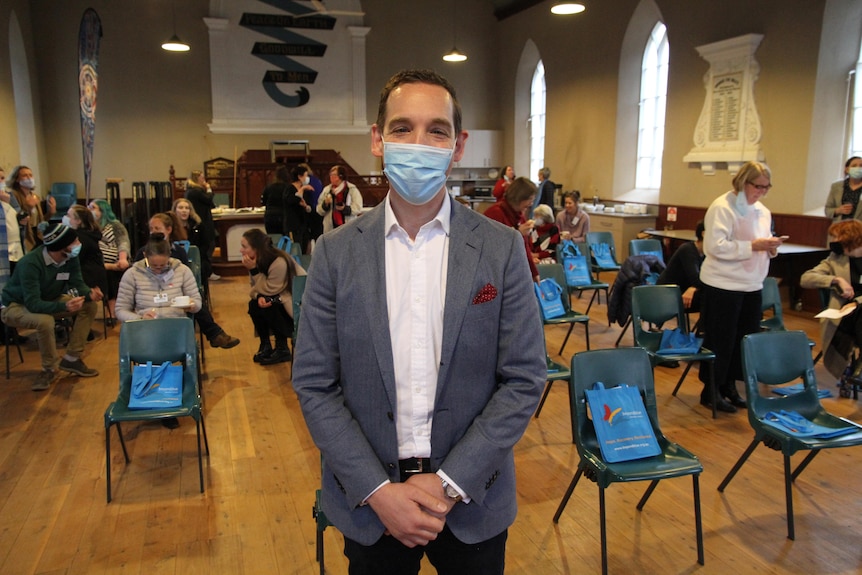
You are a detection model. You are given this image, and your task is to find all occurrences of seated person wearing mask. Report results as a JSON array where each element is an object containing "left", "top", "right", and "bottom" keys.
[
  {"left": 657, "top": 221, "right": 706, "bottom": 311},
  {"left": 1, "top": 222, "right": 101, "bottom": 391},
  {"left": 801, "top": 219, "right": 862, "bottom": 388}
]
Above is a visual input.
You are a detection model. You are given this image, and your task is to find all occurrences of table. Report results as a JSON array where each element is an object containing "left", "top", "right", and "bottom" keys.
[{"left": 645, "top": 229, "right": 828, "bottom": 309}]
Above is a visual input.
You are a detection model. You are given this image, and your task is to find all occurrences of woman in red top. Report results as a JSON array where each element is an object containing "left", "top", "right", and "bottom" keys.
[
  {"left": 492, "top": 165, "right": 515, "bottom": 201},
  {"left": 483, "top": 176, "right": 539, "bottom": 282}
]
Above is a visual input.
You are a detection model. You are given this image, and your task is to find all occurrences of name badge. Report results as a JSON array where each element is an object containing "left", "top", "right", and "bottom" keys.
[
  {"left": 154, "top": 293, "right": 168, "bottom": 304},
  {"left": 56, "top": 273, "right": 70, "bottom": 281}
]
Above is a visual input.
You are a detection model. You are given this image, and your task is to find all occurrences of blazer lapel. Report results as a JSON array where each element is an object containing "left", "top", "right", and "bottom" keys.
[
  {"left": 354, "top": 206, "right": 398, "bottom": 408},
  {"left": 438, "top": 203, "right": 483, "bottom": 394}
]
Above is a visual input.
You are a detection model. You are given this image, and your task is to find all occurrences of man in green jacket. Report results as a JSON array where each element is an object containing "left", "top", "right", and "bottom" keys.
[{"left": 1, "top": 222, "right": 101, "bottom": 390}]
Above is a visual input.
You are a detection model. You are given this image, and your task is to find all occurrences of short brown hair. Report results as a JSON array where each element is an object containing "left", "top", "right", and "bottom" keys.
[
  {"left": 828, "top": 219, "right": 862, "bottom": 252},
  {"left": 376, "top": 69, "right": 462, "bottom": 135},
  {"left": 504, "top": 177, "right": 537, "bottom": 206}
]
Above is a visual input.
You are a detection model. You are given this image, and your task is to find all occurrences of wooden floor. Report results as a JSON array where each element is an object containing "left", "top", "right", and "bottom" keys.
[{"left": 1, "top": 275, "right": 861, "bottom": 574}]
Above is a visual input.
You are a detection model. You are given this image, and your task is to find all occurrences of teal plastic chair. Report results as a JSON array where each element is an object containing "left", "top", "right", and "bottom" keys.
[
  {"left": 103, "top": 317, "right": 209, "bottom": 502},
  {"left": 537, "top": 263, "right": 591, "bottom": 354},
  {"left": 586, "top": 231, "right": 622, "bottom": 277},
  {"left": 553, "top": 347, "right": 704, "bottom": 574},
  {"left": 629, "top": 238, "right": 664, "bottom": 263},
  {"left": 186, "top": 245, "right": 207, "bottom": 363},
  {"left": 312, "top": 456, "right": 333, "bottom": 575},
  {"left": 631, "top": 285, "right": 718, "bottom": 418},
  {"left": 555, "top": 242, "right": 610, "bottom": 323},
  {"left": 761, "top": 276, "right": 819, "bottom": 364},
  {"left": 48, "top": 182, "right": 77, "bottom": 221},
  {"left": 717, "top": 330, "right": 862, "bottom": 540},
  {"left": 533, "top": 314, "right": 574, "bottom": 442}
]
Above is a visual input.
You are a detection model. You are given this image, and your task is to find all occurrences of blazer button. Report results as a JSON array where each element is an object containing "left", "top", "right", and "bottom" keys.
[
  {"left": 388, "top": 462, "right": 396, "bottom": 469},
  {"left": 387, "top": 411, "right": 394, "bottom": 421}
]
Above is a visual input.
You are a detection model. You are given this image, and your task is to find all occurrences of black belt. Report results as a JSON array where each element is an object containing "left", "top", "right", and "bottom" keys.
[{"left": 398, "top": 457, "right": 432, "bottom": 481}]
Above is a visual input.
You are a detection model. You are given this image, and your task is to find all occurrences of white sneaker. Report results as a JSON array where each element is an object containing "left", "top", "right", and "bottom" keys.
[{"left": 209, "top": 273, "right": 221, "bottom": 281}]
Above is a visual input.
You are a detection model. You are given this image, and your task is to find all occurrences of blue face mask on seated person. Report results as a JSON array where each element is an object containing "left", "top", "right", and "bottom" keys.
[
  {"left": 382, "top": 140, "right": 455, "bottom": 206},
  {"left": 67, "top": 243, "right": 82, "bottom": 258}
]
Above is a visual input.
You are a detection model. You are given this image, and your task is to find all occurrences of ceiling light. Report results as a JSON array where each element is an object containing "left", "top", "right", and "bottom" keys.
[
  {"left": 551, "top": 2, "right": 586, "bottom": 15},
  {"left": 443, "top": 48, "right": 467, "bottom": 63},
  {"left": 442, "top": 0, "right": 466, "bottom": 63},
  {"left": 162, "top": 0, "right": 189, "bottom": 52},
  {"left": 162, "top": 34, "right": 190, "bottom": 52}
]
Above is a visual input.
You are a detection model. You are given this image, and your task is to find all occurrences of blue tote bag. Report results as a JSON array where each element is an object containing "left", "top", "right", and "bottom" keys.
[
  {"left": 129, "top": 361, "right": 183, "bottom": 409},
  {"left": 657, "top": 328, "right": 703, "bottom": 355},
  {"left": 560, "top": 241, "right": 592, "bottom": 286},
  {"left": 585, "top": 382, "right": 661, "bottom": 462},
  {"left": 590, "top": 242, "right": 616, "bottom": 268},
  {"left": 535, "top": 278, "right": 566, "bottom": 320}
]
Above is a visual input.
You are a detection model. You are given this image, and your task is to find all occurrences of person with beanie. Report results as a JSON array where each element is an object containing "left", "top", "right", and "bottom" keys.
[{"left": 1, "top": 221, "right": 101, "bottom": 390}]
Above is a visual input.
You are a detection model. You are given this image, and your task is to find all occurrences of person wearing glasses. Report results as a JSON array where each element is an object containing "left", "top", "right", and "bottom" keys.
[
  {"left": 697, "top": 161, "right": 786, "bottom": 414},
  {"left": 114, "top": 233, "right": 201, "bottom": 323}
]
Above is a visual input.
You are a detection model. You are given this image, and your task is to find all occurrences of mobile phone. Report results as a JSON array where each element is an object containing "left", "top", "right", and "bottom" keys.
[{"left": 778, "top": 235, "right": 789, "bottom": 240}]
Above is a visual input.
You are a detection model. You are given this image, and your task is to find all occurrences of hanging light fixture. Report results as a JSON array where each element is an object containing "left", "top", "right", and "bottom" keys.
[
  {"left": 442, "top": 0, "right": 466, "bottom": 62},
  {"left": 551, "top": 2, "right": 586, "bottom": 15},
  {"left": 161, "top": 0, "right": 190, "bottom": 52}
]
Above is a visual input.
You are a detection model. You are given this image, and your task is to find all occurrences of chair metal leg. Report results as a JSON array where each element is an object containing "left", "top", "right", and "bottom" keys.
[
  {"left": 196, "top": 418, "right": 205, "bottom": 494},
  {"left": 671, "top": 362, "right": 694, "bottom": 396},
  {"left": 116, "top": 422, "right": 130, "bottom": 462},
  {"left": 584, "top": 322, "right": 590, "bottom": 351},
  {"left": 599, "top": 486, "right": 608, "bottom": 575},
  {"left": 317, "top": 526, "right": 325, "bottom": 575},
  {"left": 106, "top": 427, "right": 112, "bottom": 503},
  {"left": 200, "top": 412, "right": 210, "bottom": 455},
  {"left": 559, "top": 324, "right": 575, "bottom": 356},
  {"left": 717, "top": 438, "right": 759, "bottom": 491},
  {"left": 553, "top": 467, "right": 584, "bottom": 523},
  {"left": 784, "top": 454, "right": 795, "bottom": 540},
  {"left": 636, "top": 479, "right": 659, "bottom": 510},
  {"left": 693, "top": 474, "right": 704, "bottom": 565},
  {"left": 614, "top": 317, "right": 631, "bottom": 348},
  {"left": 791, "top": 449, "right": 819, "bottom": 481},
  {"left": 534, "top": 381, "right": 553, "bottom": 418}
]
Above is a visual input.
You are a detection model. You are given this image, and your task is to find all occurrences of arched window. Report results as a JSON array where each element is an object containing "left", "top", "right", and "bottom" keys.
[
  {"left": 635, "top": 22, "right": 668, "bottom": 190},
  {"left": 529, "top": 60, "right": 546, "bottom": 182},
  {"left": 850, "top": 41, "right": 862, "bottom": 158}
]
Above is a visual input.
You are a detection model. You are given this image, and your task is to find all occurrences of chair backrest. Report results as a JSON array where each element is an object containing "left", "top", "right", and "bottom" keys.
[
  {"left": 760, "top": 276, "right": 786, "bottom": 331},
  {"left": 631, "top": 285, "right": 686, "bottom": 352},
  {"left": 187, "top": 245, "right": 202, "bottom": 288},
  {"left": 629, "top": 238, "right": 664, "bottom": 263},
  {"left": 536, "top": 263, "right": 573, "bottom": 313},
  {"left": 586, "top": 231, "right": 620, "bottom": 267},
  {"left": 292, "top": 274, "right": 307, "bottom": 339},
  {"left": 174, "top": 240, "right": 191, "bottom": 254},
  {"left": 277, "top": 235, "right": 292, "bottom": 252},
  {"left": 570, "top": 347, "right": 665, "bottom": 460},
  {"left": 50, "top": 182, "right": 77, "bottom": 213},
  {"left": 118, "top": 317, "right": 198, "bottom": 402},
  {"left": 741, "top": 331, "right": 822, "bottom": 423}
]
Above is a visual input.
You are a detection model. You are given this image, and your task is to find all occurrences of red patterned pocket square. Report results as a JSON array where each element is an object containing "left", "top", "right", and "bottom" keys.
[{"left": 472, "top": 283, "right": 498, "bottom": 304}]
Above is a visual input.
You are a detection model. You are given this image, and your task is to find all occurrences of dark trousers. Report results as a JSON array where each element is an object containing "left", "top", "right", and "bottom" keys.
[
  {"left": 247, "top": 298, "right": 293, "bottom": 343},
  {"left": 194, "top": 306, "right": 222, "bottom": 341},
  {"left": 699, "top": 284, "right": 762, "bottom": 394},
  {"left": 344, "top": 525, "right": 507, "bottom": 575}
]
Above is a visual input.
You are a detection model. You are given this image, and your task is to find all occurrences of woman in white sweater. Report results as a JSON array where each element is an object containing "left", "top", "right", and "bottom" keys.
[
  {"left": 697, "top": 161, "right": 787, "bottom": 414},
  {"left": 115, "top": 234, "right": 201, "bottom": 322}
]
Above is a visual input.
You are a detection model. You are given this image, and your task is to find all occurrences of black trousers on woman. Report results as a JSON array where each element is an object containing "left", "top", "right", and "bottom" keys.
[
  {"left": 247, "top": 298, "right": 294, "bottom": 345},
  {"left": 698, "top": 284, "right": 762, "bottom": 397}
]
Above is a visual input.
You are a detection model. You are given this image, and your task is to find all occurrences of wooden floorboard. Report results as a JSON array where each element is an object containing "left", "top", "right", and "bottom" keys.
[{"left": 0, "top": 275, "right": 860, "bottom": 574}]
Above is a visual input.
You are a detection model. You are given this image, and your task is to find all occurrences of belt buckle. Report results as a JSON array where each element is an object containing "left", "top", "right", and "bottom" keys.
[{"left": 402, "top": 457, "right": 426, "bottom": 475}]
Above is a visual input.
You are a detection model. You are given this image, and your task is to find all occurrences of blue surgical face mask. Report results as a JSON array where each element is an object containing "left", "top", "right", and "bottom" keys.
[
  {"left": 67, "top": 243, "right": 82, "bottom": 259},
  {"left": 61, "top": 215, "right": 72, "bottom": 228},
  {"left": 20, "top": 177, "right": 34, "bottom": 189},
  {"left": 733, "top": 190, "right": 750, "bottom": 216},
  {"left": 848, "top": 167, "right": 862, "bottom": 180},
  {"left": 302, "top": 176, "right": 310, "bottom": 186},
  {"left": 382, "top": 140, "right": 455, "bottom": 206}
]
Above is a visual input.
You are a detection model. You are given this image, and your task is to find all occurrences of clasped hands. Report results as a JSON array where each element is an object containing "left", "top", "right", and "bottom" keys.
[{"left": 366, "top": 473, "right": 457, "bottom": 548}]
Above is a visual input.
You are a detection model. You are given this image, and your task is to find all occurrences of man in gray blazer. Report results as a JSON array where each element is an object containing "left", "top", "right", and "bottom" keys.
[{"left": 292, "top": 69, "right": 546, "bottom": 574}]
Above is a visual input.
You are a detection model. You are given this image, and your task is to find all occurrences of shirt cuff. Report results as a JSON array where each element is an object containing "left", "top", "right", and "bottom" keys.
[
  {"left": 361, "top": 479, "right": 390, "bottom": 506},
  {"left": 436, "top": 470, "right": 471, "bottom": 504}
]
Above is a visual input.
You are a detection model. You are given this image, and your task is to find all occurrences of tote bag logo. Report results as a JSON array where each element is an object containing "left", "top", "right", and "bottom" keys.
[{"left": 603, "top": 404, "right": 622, "bottom": 425}]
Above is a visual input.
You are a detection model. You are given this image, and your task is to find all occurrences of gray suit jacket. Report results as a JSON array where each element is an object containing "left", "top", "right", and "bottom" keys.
[
  {"left": 292, "top": 198, "right": 546, "bottom": 546},
  {"left": 825, "top": 179, "right": 862, "bottom": 220}
]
